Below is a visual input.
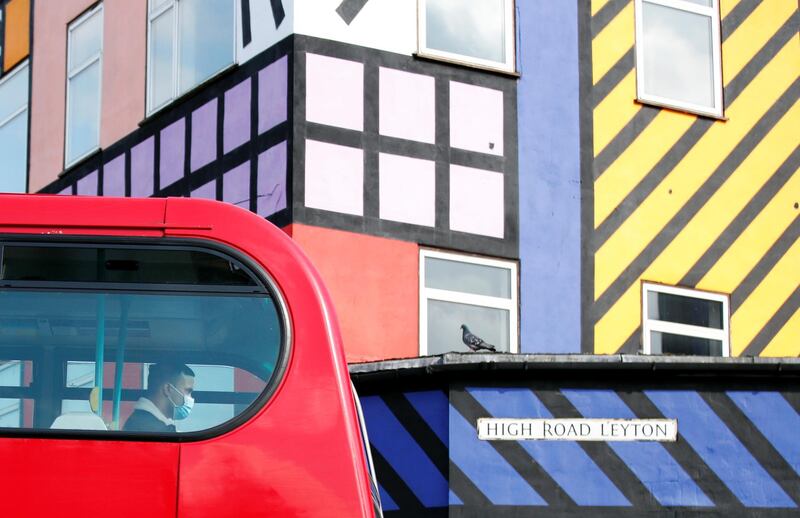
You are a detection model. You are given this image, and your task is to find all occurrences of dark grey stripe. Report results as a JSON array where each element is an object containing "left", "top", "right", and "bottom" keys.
[
  {"left": 618, "top": 329, "right": 640, "bottom": 354},
  {"left": 681, "top": 146, "right": 800, "bottom": 287},
  {"left": 449, "top": 389, "right": 576, "bottom": 506},
  {"left": 731, "top": 217, "right": 800, "bottom": 313},
  {"left": 782, "top": 392, "right": 800, "bottom": 416},
  {"left": 617, "top": 391, "right": 743, "bottom": 508},
  {"left": 721, "top": 0, "right": 762, "bottom": 43},
  {"left": 336, "top": 0, "right": 369, "bottom": 25},
  {"left": 579, "top": 0, "right": 596, "bottom": 353},
  {"left": 270, "top": 0, "right": 286, "bottom": 28},
  {"left": 699, "top": 391, "right": 800, "bottom": 505},
  {"left": 534, "top": 389, "right": 657, "bottom": 508},
  {"left": 382, "top": 393, "right": 448, "bottom": 478},
  {"left": 740, "top": 287, "right": 800, "bottom": 357},
  {"left": 592, "top": 47, "right": 634, "bottom": 109},
  {"left": 240, "top": 0, "right": 252, "bottom": 47},
  {"left": 724, "top": 13, "right": 799, "bottom": 108},
  {"left": 592, "top": 106, "right": 659, "bottom": 179},
  {"left": 371, "top": 447, "right": 425, "bottom": 511},
  {"left": 591, "top": 0, "right": 631, "bottom": 39},
  {"left": 449, "top": 460, "right": 493, "bottom": 508},
  {"left": 592, "top": 79, "right": 799, "bottom": 324}
]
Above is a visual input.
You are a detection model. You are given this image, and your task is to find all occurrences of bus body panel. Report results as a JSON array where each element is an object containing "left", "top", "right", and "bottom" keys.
[
  {"left": 0, "top": 195, "right": 375, "bottom": 518},
  {"left": 0, "top": 438, "right": 179, "bottom": 516}
]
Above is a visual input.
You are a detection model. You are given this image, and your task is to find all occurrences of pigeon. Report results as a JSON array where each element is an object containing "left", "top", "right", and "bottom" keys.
[{"left": 460, "top": 324, "right": 496, "bottom": 352}]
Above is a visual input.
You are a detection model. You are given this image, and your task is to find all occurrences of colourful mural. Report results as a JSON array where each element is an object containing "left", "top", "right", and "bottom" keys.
[
  {"left": 585, "top": 0, "right": 800, "bottom": 356},
  {"left": 358, "top": 370, "right": 800, "bottom": 516}
]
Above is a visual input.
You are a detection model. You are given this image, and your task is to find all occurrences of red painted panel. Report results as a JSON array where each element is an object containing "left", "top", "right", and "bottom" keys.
[
  {"left": 0, "top": 438, "right": 178, "bottom": 516},
  {"left": 288, "top": 223, "right": 419, "bottom": 363}
]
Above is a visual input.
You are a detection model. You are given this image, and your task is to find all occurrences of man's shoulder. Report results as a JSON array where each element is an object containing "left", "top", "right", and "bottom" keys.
[{"left": 124, "top": 409, "right": 175, "bottom": 433}]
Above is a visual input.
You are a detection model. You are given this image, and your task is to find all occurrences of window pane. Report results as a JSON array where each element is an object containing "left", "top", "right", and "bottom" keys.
[
  {"left": 641, "top": 2, "right": 714, "bottom": 108},
  {"left": 425, "top": 257, "right": 511, "bottom": 298},
  {"left": 650, "top": 331, "right": 722, "bottom": 356},
  {"left": 682, "top": 0, "right": 712, "bottom": 6},
  {"left": 647, "top": 290, "right": 723, "bottom": 329},
  {"left": 149, "top": 8, "right": 174, "bottom": 110},
  {"left": 69, "top": 11, "right": 102, "bottom": 72},
  {"left": 0, "top": 253, "right": 282, "bottom": 434},
  {"left": 427, "top": 299, "right": 509, "bottom": 355},
  {"left": 0, "top": 63, "right": 27, "bottom": 122},
  {"left": 178, "top": 0, "right": 234, "bottom": 94},
  {"left": 66, "top": 60, "right": 101, "bottom": 163},
  {"left": 0, "top": 110, "right": 28, "bottom": 193},
  {"left": 426, "top": 0, "right": 506, "bottom": 63}
]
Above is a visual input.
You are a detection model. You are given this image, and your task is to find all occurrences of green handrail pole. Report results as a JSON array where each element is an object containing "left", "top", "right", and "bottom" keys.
[
  {"left": 111, "top": 297, "right": 130, "bottom": 430},
  {"left": 94, "top": 295, "right": 106, "bottom": 417}
]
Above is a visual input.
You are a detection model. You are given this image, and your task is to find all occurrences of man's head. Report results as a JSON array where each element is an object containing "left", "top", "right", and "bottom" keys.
[{"left": 146, "top": 362, "right": 195, "bottom": 420}]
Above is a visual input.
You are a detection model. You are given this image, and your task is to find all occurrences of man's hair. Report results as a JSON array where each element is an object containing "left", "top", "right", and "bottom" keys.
[{"left": 147, "top": 362, "right": 195, "bottom": 393}]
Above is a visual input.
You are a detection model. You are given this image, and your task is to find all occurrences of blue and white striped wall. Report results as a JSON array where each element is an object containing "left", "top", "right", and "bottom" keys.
[{"left": 359, "top": 378, "right": 800, "bottom": 516}]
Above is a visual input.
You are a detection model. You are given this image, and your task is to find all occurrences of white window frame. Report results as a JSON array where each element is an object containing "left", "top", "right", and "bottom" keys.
[
  {"left": 419, "top": 249, "right": 518, "bottom": 356},
  {"left": 65, "top": 4, "right": 104, "bottom": 168},
  {"left": 417, "top": 0, "right": 516, "bottom": 74},
  {"left": 642, "top": 282, "right": 730, "bottom": 356},
  {"left": 146, "top": 0, "right": 238, "bottom": 116},
  {"left": 634, "top": 0, "right": 723, "bottom": 118}
]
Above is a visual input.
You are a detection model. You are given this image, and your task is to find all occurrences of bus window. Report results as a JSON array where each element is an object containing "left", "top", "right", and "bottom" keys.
[{"left": 0, "top": 242, "right": 285, "bottom": 437}]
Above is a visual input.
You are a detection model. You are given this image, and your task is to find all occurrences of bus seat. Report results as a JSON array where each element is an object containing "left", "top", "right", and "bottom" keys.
[{"left": 50, "top": 412, "right": 108, "bottom": 431}]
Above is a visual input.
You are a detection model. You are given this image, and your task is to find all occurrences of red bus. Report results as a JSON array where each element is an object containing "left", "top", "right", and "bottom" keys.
[{"left": 0, "top": 194, "right": 382, "bottom": 517}]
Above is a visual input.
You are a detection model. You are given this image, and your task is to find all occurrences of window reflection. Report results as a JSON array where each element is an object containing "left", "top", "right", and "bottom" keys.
[
  {"left": 0, "top": 244, "right": 282, "bottom": 435},
  {"left": 422, "top": 0, "right": 512, "bottom": 70}
]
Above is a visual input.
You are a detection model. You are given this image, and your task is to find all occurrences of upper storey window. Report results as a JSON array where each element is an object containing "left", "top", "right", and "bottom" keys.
[
  {"left": 147, "top": 0, "right": 235, "bottom": 115},
  {"left": 66, "top": 4, "right": 103, "bottom": 167},
  {"left": 642, "top": 283, "right": 729, "bottom": 356},
  {"left": 634, "top": 0, "right": 723, "bottom": 118},
  {"left": 417, "top": 0, "right": 516, "bottom": 74}
]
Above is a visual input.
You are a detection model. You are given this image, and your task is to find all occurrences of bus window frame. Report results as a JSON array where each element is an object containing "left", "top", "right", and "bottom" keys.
[{"left": 0, "top": 234, "right": 292, "bottom": 442}]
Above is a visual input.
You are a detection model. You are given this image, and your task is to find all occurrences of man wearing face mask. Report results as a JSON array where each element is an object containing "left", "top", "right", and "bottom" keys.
[{"left": 123, "top": 362, "right": 195, "bottom": 433}]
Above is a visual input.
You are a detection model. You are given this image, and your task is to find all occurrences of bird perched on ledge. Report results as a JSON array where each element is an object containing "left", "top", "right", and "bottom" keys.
[{"left": 460, "top": 324, "right": 496, "bottom": 352}]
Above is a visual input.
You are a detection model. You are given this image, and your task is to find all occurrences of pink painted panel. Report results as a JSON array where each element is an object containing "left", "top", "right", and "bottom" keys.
[
  {"left": 379, "top": 153, "right": 435, "bottom": 227},
  {"left": 29, "top": 0, "right": 145, "bottom": 193},
  {"left": 449, "top": 164, "right": 504, "bottom": 238},
  {"left": 379, "top": 68, "right": 435, "bottom": 144},
  {"left": 450, "top": 81, "right": 504, "bottom": 156},
  {"left": 101, "top": 0, "right": 146, "bottom": 149},
  {"left": 304, "top": 140, "right": 363, "bottom": 216},
  {"left": 29, "top": 0, "right": 91, "bottom": 192},
  {"left": 305, "top": 54, "right": 363, "bottom": 131}
]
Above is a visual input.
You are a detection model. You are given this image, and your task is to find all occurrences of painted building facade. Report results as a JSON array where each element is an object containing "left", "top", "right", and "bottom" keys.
[{"left": 0, "top": 0, "right": 798, "bottom": 516}]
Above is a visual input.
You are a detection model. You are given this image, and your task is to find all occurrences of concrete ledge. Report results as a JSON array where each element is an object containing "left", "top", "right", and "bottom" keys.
[{"left": 349, "top": 353, "right": 800, "bottom": 378}]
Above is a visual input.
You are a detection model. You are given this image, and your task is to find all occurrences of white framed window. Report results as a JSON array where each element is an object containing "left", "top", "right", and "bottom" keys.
[
  {"left": 0, "top": 60, "right": 28, "bottom": 193},
  {"left": 634, "top": 0, "right": 723, "bottom": 118},
  {"left": 642, "top": 282, "right": 729, "bottom": 356},
  {"left": 420, "top": 249, "right": 518, "bottom": 356},
  {"left": 65, "top": 4, "right": 103, "bottom": 168},
  {"left": 147, "top": 0, "right": 236, "bottom": 115},
  {"left": 417, "top": 0, "right": 516, "bottom": 74}
]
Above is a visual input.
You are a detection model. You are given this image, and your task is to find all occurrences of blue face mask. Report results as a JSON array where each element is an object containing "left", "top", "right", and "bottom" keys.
[{"left": 168, "top": 383, "right": 195, "bottom": 421}]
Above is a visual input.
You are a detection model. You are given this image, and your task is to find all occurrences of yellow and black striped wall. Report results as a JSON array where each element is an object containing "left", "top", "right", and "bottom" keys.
[{"left": 581, "top": 0, "right": 800, "bottom": 357}]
